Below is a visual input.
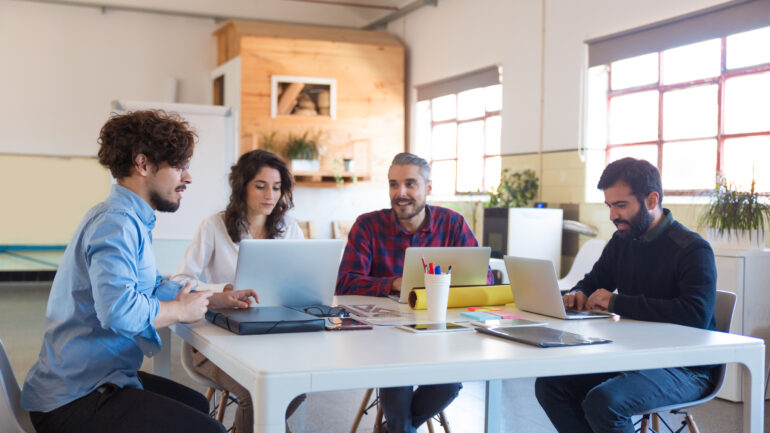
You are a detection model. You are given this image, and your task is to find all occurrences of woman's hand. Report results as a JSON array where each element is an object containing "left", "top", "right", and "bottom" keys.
[{"left": 209, "top": 289, "right": 259, "bottom": 309}]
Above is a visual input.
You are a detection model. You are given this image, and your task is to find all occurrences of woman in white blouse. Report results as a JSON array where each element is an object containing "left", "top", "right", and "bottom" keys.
[{"left": 172, "top": 149, "right": 304, "bottom": 433}]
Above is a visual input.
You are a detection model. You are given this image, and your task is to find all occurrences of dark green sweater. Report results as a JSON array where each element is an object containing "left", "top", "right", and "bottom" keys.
[{"left": 574, "top": 209, "right": 716, "bottom": 331}]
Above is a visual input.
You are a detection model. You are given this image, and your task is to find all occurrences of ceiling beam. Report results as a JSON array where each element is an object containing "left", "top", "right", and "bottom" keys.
[{"left": 361, "top": 0, "right": 437, "bottom": 30}]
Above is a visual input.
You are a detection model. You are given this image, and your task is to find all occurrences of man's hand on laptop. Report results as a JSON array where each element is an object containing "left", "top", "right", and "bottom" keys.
[
  {"left": 563, "top": 290, "right": 587, "bottom": 311},
  {"left": 210, "top": 289, "right": 259, "bottom": 309},
  {"left": 391, "top": 277, "right": 402, "bottom": 295},
  {"left": 586, "top": 289, "right": 611, "bottom": 311}
]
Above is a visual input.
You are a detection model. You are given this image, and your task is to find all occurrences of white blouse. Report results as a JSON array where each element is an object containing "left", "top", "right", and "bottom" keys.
[{"left": 171, "top": 211, "right": 304, "bottom": 292}]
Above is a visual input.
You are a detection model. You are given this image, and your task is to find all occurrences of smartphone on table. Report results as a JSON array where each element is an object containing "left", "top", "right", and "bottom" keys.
[{"left": 324, "top": 317, "right": 372, "bottom": 331}]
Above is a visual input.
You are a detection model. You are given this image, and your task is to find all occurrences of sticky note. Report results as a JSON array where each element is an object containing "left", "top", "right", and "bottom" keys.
[
  {"left": 468, "top": 307, "right": 489, "bottom": 312},
  {"left": 487, "top": 311, "right": 522, "bottom": 319},
  {"left": 461, "top": 311, "right": 499, "bottom": 321}
]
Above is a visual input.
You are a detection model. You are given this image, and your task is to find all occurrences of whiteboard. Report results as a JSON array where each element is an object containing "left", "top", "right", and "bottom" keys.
[{"left": 111, "top": 100, "right": 237, "bottom": 240}]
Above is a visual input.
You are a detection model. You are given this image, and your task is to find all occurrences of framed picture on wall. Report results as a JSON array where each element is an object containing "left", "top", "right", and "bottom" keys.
[{"left": 270, "top": 75, "right": 337, "bottom": 120}]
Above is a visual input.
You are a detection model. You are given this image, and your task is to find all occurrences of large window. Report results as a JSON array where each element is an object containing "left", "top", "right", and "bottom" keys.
[
  {"left": 601, "top": 26, "right": 770, "bottom": 194},
  {"left": 414, "top": 66, "right": 502, "bottom": 196}
]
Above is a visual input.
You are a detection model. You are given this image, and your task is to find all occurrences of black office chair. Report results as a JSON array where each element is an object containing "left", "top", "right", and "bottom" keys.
[{"left": 635, "top": 290, "right": 736, "bottom": 433}]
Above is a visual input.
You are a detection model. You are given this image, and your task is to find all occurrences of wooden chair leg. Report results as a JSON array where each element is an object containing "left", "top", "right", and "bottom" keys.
[
  {"left": 640, "top": 415, "right": 650, "bottom": 433},
  {"left": 216, "top": 390, "right": 229, "bottom": 422},
  {"left": 205, "top": 387, "right": 215, "bottom": 403},
  {"left": 684, "top": 414, "right": 700, "bottom": 433},
  {"left": 438, "top": 411, "right": 451, "bottom": 433},
  {"left": 426, "top": 418, "right": 435, "bottom": 433},
  {"left": 373, "top": 406, "right": 384, "bottom": 433},
  {"left": 350, "top": 389, "right": 374, "bottom": 433},
  {"left": 652, "top": 413, "right": 660, "bottom": 432}
]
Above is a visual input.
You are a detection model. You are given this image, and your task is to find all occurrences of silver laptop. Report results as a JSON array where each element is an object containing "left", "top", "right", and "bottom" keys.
[
  {"left": 391, "top": 246, "right": 492, "bottom": 303},
  {"left": 504, "top": 256, "right": 613, "bottom": 320},
  {"left": 234, "top": 239, "right": 345, "bottom": 307}
]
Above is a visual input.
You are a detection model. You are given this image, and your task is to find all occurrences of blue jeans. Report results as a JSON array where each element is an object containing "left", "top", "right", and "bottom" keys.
[
  {"left": 535, "top": 368, "right": 712, "bottom": 433},
  {"left": 379, "top": 383, "right": 462, "bottom": 433}
]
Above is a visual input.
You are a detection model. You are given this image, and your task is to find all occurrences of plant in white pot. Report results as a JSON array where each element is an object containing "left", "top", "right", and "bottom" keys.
[
  {"left": 285, "top": 130, "right": 320, "bottom": 172},
  {"left": 700, "top": 175, "right": 770, "bottom": 250}
]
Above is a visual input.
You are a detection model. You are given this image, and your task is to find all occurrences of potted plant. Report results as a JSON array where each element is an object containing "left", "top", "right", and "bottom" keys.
[
  {"left": 285, "top": 130, "right": 320, "bottom": 172},
  {"left": 700, "top": 175, "right": 769, "bottom": 250},
  {"left": 485, "top": 169, "right": 539, "bottom": 208}
]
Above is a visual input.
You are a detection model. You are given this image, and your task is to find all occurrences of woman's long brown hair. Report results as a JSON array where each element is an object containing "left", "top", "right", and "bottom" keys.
[{"left": 224, "top": 150, "right": 295, "bottom": 242}]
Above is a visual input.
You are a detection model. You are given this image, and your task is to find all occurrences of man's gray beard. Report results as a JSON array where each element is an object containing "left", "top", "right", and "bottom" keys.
[{"left": 395, "top": 202, "right": 426, "bottom": 221}]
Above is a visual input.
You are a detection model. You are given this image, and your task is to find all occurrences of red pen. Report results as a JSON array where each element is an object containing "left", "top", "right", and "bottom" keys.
[
  {"left": 421, "top": 256, "right": 427, "bottom": 272},
  {"left": 428, "top": 262, "right": 435, "bottom": 274}
]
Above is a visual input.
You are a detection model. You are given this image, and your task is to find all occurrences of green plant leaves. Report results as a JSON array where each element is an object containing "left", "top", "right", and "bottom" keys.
[
  {"left": 699, "top": 174, "right": 770, "bottom": 237},
  {"left": 486, "top": 169, "right": 539, "bottom": 208}
]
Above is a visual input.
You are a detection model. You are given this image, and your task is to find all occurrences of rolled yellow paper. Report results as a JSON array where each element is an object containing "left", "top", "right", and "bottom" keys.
[{"left": 408, "top": 285, "right": 514, "bottom": 310}]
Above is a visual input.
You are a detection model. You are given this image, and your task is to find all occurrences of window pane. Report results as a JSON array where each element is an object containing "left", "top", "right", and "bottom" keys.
[
  {"left": 457, "top": 158, "right": 484, "bottom": 192},
  {"left": 661, "top": 140, "right": 717, "bottom": 190},
  {"left": 608, "top": 145, "right": 657, "bottom": 166},
  {"left": 432, "top": 94, "right": 456, "bottom": 121},
  {"left": 610, "top": 52, "right": 658, "bottom": 90},
  {"left": 485, "top": 115, "right": 501, "bottom": 155},
  {"left": 431, "top": 123, "right": 456, "bottom": 160},
  {"left": 662, "top": 85, "right": 718, "bottom": 140},
  {"left": 723, "top": 71, "right": 770, "bottom": 134},
  {"left": 485, "top": 84, "right": 503, "bottom": 112},
  {"left": 484, "top": 156, "right": 501, "bottom": 193},
  {"left": 661, "top": 39, "right": 721, "bottom": 85},
  {"left": 726, "top": 26, "right": 770, "bottom": 70},
  {"left": 723, "top": 135, "right": 770, "bottom": 192},
  {"left": 431, "top": 160, "right": 456, "bottom": 195},
  {"left": 458, "top": 121, "right": 485, "bottom": 159},
  {"left": 609, "top": 90, "right": 659, "bottom": 144},
  {"left": 457, "top": 88, "right": 485, "bottom": 120},
  {"left": 415, "top": 100, "right": 431, "bottom": 157}
]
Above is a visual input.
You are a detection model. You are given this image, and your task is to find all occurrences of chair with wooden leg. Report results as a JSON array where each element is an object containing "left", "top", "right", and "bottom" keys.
[
  {"left": 180, "top": 341, "right": 233, "bottom": 423},
  {"left": 635, "top": 290, "right": 736, "bottom": 433},
  {"left": 350, "top": 388, "right": 451, "bottom": 433}
]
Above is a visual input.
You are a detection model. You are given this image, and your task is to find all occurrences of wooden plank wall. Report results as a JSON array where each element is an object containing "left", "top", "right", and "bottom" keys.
[{"left": 221, "top": 22, "right": 404, "bottom": 181}]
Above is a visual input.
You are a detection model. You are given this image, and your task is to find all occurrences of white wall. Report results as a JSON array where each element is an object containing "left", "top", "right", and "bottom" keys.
[
  {"left": 0, "top": 1, "right": 217, "bottom": 156},
  {"left": 389, "top": 0, "right": 734, "bottom": 155}
]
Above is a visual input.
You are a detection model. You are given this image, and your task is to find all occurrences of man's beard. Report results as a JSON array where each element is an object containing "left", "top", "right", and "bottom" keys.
[
  {"left": 150, "top": 190, "right": 181, "bottom": 213},
  {"left": 613, "top": 202, "right": 652, "bottom": 240},
  {"left": 392, "top": 199, "right": 426, "bottom": 221}
]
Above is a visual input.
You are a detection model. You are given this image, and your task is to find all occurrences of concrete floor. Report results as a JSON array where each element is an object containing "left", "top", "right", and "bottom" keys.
[{"left": 1, "top": 283, "right": 768, "bottom": 433}]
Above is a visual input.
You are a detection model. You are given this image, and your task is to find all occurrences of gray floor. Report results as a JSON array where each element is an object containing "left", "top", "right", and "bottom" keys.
[{"left": 2, "top": 283, "right": 768, "bottom": 433}]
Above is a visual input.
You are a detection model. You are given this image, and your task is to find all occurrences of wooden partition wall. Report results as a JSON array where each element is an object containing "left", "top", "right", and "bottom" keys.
[{"left": 213, "top": 21, "right": 405, "bottom": 185}]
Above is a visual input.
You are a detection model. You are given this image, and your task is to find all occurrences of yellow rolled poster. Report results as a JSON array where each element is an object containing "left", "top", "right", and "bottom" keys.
[{"left": 408, "top": 285, "right": 514, "bottom": 310}]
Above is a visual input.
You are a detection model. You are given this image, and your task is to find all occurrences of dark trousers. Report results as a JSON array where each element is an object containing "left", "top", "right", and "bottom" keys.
[
  {"left": 379, "top": 383, "right": 462, "bottom": 433},
  {"left": 30, "top": 371, "right": 226, "bottom": 433},
  {"left": 535, "top": 368, "right": 712, "bottom": 433}
]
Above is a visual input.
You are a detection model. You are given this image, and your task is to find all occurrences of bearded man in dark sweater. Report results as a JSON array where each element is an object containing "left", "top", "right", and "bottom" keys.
[{"left": 535, "top": 157, "right": 717, "bottom": 433}]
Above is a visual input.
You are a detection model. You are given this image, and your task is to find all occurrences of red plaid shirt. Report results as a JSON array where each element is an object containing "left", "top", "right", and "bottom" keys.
[{"left": 335, "top": 205, "right": 493, "bottom": 296}]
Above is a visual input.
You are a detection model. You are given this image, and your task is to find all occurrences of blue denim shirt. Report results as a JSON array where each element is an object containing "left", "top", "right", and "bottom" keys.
[{"left": 21, "top": 185, "right": 182, "bottom": 412}]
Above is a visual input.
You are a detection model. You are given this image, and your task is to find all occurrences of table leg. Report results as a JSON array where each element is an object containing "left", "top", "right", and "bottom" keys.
[
  {"left": 251, "top": 378, "right": 307, "bottom": 433},
  {"left": 154, "top": 327, "right": 171, "bottom": 378},
  {"left": 484, "top": 380, "right": 502, "bottom": 433},
  {"left": 741, "top": 349, "right": 765, "bottom": 433}
]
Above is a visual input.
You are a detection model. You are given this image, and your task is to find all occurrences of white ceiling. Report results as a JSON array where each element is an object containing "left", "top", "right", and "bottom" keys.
[{"left": 27, "top": 0, "right": 422, "bottom": 28}]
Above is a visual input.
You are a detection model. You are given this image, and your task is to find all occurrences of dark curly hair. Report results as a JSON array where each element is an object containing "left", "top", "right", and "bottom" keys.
[
  {"left": 97, "top": 110, "right": 196, "bottom": 179},
  {"left": 225, "top": 150, "right": 295, "bottom": 242},
  {"left": 598, "top": 157, "right": 663, "bottom": 208}
]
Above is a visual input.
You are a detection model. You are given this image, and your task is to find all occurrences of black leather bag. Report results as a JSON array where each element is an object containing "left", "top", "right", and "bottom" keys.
[{"left": 205, "top": 306, "right": 325, "bottom": 335}]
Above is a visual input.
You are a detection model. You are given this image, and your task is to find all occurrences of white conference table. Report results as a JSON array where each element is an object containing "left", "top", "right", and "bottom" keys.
[{"left": 157, "top": 296, "right": 765, "bottom": 433}]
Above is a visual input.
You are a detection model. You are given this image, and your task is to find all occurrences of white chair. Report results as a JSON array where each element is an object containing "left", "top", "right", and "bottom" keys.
[
  {"left": 557, "top": 239, "right": 606, "bottom": 292},
  {"left": 180, "top": 341, "right": 231, "bottom": 422},
  {"left": 636, "top": 290, "right": 737, "bottom": 433},
  {"left": 0, "top": 338, "right": 34, "bottom": 433}
]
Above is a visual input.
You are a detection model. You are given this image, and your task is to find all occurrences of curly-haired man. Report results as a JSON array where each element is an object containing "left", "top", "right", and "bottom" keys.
[{"left": 21, "top": 110, "right": 257, "bottom": 433}]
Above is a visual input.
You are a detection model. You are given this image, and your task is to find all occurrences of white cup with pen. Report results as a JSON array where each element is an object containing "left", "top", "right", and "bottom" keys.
[{"left": 423, "top": 257, "right": 452, "bottom": 323}]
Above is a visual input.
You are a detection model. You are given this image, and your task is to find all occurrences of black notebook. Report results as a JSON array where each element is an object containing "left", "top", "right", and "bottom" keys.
[
  {"left": 476, "top": 326, "right": 612, "bottom": 348},
  {"left": 205, "top": 306, "right": 325, "bottom": 335}
]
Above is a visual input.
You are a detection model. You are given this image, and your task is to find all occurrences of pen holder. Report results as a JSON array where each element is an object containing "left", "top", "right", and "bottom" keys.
[{"left": 424, "top": 273, "right": 452, "bottom": 322}]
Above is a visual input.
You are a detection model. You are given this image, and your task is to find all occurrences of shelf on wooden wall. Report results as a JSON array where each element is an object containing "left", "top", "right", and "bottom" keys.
[{"left": 293, "top": 171, "right": 369, "bottom": 187}]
